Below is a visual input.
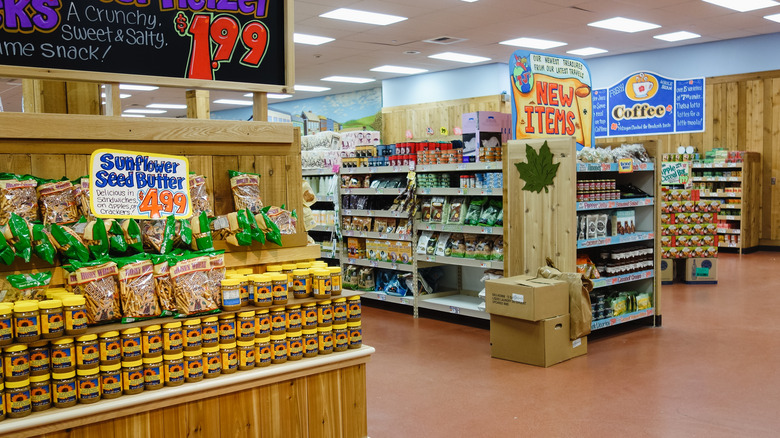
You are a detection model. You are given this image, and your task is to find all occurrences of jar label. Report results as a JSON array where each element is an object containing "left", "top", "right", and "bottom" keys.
[
  {"left": 43, "top": 312, "right": 64, "bottom": 333},
  {"left": 349, "top": 328, "right": 363, "bottom": 345},
  {"left": 331, "top": 276, "right": 341, "bottom": 293},
  {"left": 219, "top": 320, "right": 236, "bottom": 342},
  {"left": 6, "top": 353, "right": 29, "bottom": 375},
  {"left": 348, "top": 303, "right": 362, "bottom": 319},
  {"left": 32, "top": 384, "right": 51, "bottom": 408},
  {"left": 123, "top": 369, "right": 145, "bottom": 391},
  {"left": 240, "top": 285, "right": 249, "bottom": 301},
  {"left": 304, "top": 309, "right": 318, "bottom": 326},
  {"left": 122, "top": 336, "right": 142, "bottom": 359},
  {"left": 202, "top": 324, "right": 218, "bottom": 343},
  {"left": 287, "top": 311, "right": 302, "bottom": 330},
  {"left": 293, "top": 276, "right": 307, "bottom": 293},
  {"left": 255, "top": 286, "right": 272, "bottom": 303},
  {"left": 52, "top": 346, "right": 74, "bottom": 369},
  {"left": 66, "top": 309, "right": 88, "bottom": 330},
  {"left": 78, "top": 377, "right": 100, "bottom": 400},
  {"left": 288, "top": 339, "right": 303, "bottom": 358},
  {"left": 333, "top": 304, "right": 348, "bottom": 322},
  {"left": 165, "top": 363, "right": 185, "bottom": 383},
  {"left": 54, "top": 382, "right": 77, "bottom": 405},
  {"left": 319, "top": 334, "right": 333, "bottom": 350},
  {"left": 304, "top": 337, "right": 318, "bottom": 356},
  {"left": 221, "top": 351, "right": 238, "bottom": 369},
  {"left": 223, "top": 287, "right": 241, "bottom": 307},
  {"left": 163, "top": 330, "right": 183, "bottom": 351},
  {"left": 7, "top": 388, "right": 31, "bottom": 413},
  {"left": 77, "top": 343, "right": 100, "bottom": 366},
  {"left": 0, "top": 316, "right": 12, "bottom": 340},
  {"left": 238, "top": 320, "right": 255, "bottom": 338},
  {"left": 15, "top": 315, "right": 39, "bottom": 338},
  {"left": 143, "top": 333, "right": 163, "bottom": 355},
  {"left": 101, "top": 339, "right": 122, "bottom": 362},
  {"left": 30, "top": 349, "right": 50, "bottom": 372},
  {"left": 272, "top": 342, "right": 287, "bottom": 361},
  {"left": 205, "top": 355, "right": 221, "bottom": 374},
  {"left": 239, "top": 349, "right": 255, "bottom": 367},
  {"left": 256, "top": 316, "right": 271, "bottom": 335},
  {"left": 144, "top": 365, "right": 162, "bottom": 385},
  {"left": 271, "top": 314, "right": 286, "bottom": 332},
  {"left": 272, "top": 285, "right": 287, "bottom": 301},
  {"left": 186, "top": 357, "right": 203, "bottom": 379},
  {"left": 335, "top": 331, "right": 349, "bottom": 349},
  {"left": 185, "top": 327, "right": 202, "bottom": 347},
  {"left": 318, "top": 307, "right": 333, "bottom": 325},
  {"left": 102, "top": 373, "right": 122, "bottom": 395},
  {"left": 256, "top": 345, "right": 271, "bottom": 365}
]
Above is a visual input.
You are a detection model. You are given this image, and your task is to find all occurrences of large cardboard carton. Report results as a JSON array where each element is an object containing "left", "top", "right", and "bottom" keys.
[
  {"left": 485, "top": 275, "right": 569, "bottom": 321},
  {"left": 660, "top": 259, "right": 674, "bottom": 283},
  {"left": 461, "top": 111, "right": 508, "bottom": 133},
  {"left": 685, "top": 257, "right": 718, "bottom": 283},
  {"left": 490, "top": 314, "right": 588, "bottom": 367}
]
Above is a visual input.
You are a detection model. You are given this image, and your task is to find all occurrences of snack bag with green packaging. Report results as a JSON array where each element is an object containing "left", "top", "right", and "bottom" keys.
[
  {"left": 31, "top": 223, "right": 57, "bottom": 265},
  {"left": 478, "top": 199, "right": 502, "bottom": 227},
  {"left": 177, "top": 219, "right": 193, "bottom": 249},
  {"left": 464, "top": 197, "right": 487, "bottom": 226},
  {"left": 3, "top": 271, "right": 53, "bottom": 302},
  {"left": 120, "top": 219, "right": 143, "bottom": 253},
  {"left": 3, "top": 213, "right": 34, "bottom": 262},
  {"left": 168, "top": 252, "right": 219, "bottom": 317},
  {"left": 228, "top": 170, "right": 263, "bottom": 214},
  {"left": 106, "top": 219, "right": 129, "bottom": 254},
  {"left": 116, "top": 254, "right": 161, "bottom": 322},
  {"left": 190, "top": 212, "right": 214, "bottom": 251},
  {"left": 0, "top": 232, "right": 15, "bottom": 265}
]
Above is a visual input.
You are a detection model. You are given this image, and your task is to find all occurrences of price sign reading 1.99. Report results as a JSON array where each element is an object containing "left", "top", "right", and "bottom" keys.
[
  {"left": 89, "top": 149, "right": 192, "bottom": 220},
  {"left": 175, "top": 12, "right": 269, "bottom": 80}
]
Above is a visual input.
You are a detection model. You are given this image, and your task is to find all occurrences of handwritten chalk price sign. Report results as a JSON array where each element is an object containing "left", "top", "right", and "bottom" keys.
[{"left": 89, "top": 149, "right": 191, "bottom": 219}]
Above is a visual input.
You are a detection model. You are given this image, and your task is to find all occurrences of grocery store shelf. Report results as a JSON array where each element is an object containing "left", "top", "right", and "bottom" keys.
[
  {"left": 719, "top": 243, "right": 741, "bottom": 248},
  {"left": 341, "top": 188, "right": 405, "bottom": 195},
  {"left": 416, "top": 162, "right": 503, "bottom": 172},
  {"left": 691, "top": 163, "right": 742, "bottom": 169},
  {"left": 320, "top": 251, "right": 340, "bottom": 259},
  {"left": 417, "top": 187, "right": 502, "bottom": 196},
  {"left": 591, "top": 270, "right": 654, "bottom": 289},
  {"left": 577, "top": 162, "right": 654, "bottom": 172},
  {"left": 315, "top": 195, "right": 336, "bottom": 203},
  {"left": 415, "top": 222, "right": 503, "bottom": 235},
  {"left": 720, "top": 204, "right": 742, "bottom": 209},
  {"left": 418, "top": 293, "right": 488, "bottom": 319},
  {"left": 418, "top": 254, "right": 504, "bottom": 270},
  {"left": 577, "top": 197, "right": 654, "bottom": 211},
  {"left": 718, "top": 228, "right": 741, "bottom": 235},
  {"left": 302, "top": 168, "right": 337, "bottom": 176},
  {"left": 341, "top": 165, "right": 413, "bottom": 174},
  {"left": 700, "top": 192, "right": 741, "bottom": 198},
  {"left": 310, "top": 225, "right": 335, "bottom": 232},
  {"left": 342, "top": 209, "right": 410, "bottom": 219},
  {"left": 592, "top": 308, "right": 655, "bottom": 330},
  {"left": 342, "top": 230, "right": 413, "bottom": 241},
  {"left": 577, "top": 232, "right": 655, "bottom": 249},
  {"left": 345, "top": 258, "right": 415, "bottom": 272},
  {"left": 717, "top": 215, "right": 742, "bottom": 221},
  {"left": 357, "top": 290, "right": 414, "bottom": 306},
  {"left": 691, "top": 177, "right": 742, "bottom": 182}
]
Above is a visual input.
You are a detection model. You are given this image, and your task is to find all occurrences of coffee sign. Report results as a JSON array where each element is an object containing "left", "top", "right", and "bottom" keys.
[{"left": 593, "top": 71, "right": 704, "bottom": 138}]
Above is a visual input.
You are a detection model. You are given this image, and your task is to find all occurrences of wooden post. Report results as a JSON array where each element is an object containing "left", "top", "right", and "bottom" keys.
[
  {"left": 253, "top": 92, "right": 268, "bottom": 122},
  {"left": 103, "top": 83, "right": 122, "bottom": 116},
  {"left": 21, "top": 80, "right": 101, "bottom": 115},
  {"left": 65, "top": 82, "right": 101, "bottom": 115},
  {"left": 21, "top": 79, "right": 43, "bottom": 113},
  {"left": 186, "top": 89, "right": 210, "bottom": 119}
]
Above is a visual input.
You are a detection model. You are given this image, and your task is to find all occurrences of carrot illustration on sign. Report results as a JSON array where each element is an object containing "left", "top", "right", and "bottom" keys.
[{"left": 514, "top": 141, "right": 560, "bottom": 193}]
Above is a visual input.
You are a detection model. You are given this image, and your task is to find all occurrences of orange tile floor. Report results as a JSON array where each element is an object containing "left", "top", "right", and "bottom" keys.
[{"left": 361, "top": 252, "right": 780, "bottom": 437}]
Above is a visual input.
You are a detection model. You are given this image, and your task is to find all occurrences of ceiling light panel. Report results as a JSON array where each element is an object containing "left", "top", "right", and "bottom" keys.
[
  {"left": 567, "top": 47, "right": 608, "bottom": 56},
  {"left": 213, "top": 99, "right": 253, "bottom": 106},
  {"left": 499, "top": 37, "right": 567, "bottom": 49},
  {"left": 702, "top": 0, "right": 779, "bottom": 12},
  {"left": 588, "top": 17, "right": 661, "bottom": 33},
  {"left": 370, "top": 65, "right": 428, "bottom": 75},
  {"left": 268, "top": 94, "right": 293, "bottom": 99},
  {"left": 319, "top": 8, "right": 407, "bottom": 26},
  {"left": 428, "top": 52, "right": 491, "bottom": 63},
  {"left": 294, "top": 33, "right": 335, "bottom": 45},
  {"left": 321, "top": 76, "right": 376, "bottom": 83},
  {"left": 119, "top": 84, "right": 159, "bottom": 91},
  {"left": 294, "top": 85, "right": 331, "bottom": 92},
  {"left": 654, "top": 31, "right": 701, "bottom": 42},
  {"left": 124, "top": 109, "right": 167, "bottom": 114},
  {"left": 146, "top": 103, "right": 188, "bottom": 109}
]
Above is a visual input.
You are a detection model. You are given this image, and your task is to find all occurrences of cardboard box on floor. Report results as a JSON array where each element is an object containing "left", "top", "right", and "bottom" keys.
[
  {"left": 485, "top": 275, "right": 569, "bottom": 321},
  {"left": 661, "top": 259, "right": 674, "bottom": 283},
  {"left": 490, "top": 314, "right": 588, "bottom": 367},
  {"left": 685, "top": 257, "right": 718, "bottom": 283}
]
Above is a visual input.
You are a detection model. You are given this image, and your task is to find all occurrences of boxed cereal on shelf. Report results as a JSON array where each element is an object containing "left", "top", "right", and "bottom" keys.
[{"left": 347, "top": 237, "right": 365, "bottom": 259}]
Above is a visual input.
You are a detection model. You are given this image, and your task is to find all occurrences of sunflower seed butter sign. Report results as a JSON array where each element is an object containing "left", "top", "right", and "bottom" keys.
[
  {"left": 593, "top": 72, "right": 704, "bottom": 137},
  {"left": 509, "top": 50, "right": 594, "bottom": 148},
  {"left": 89, "top": 149, "right": 191, "bottom": 220}
]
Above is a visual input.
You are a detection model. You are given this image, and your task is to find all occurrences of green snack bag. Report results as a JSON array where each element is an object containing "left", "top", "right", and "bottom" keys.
[
  {"left": 107, "top": 219, "right": 129, "bottom": 254},
  {"left": 121, "top": 219, "right": 143, "bottom": 253},
  {"left": 228, "top": 170, "right": 264, "bottom": 214},
  {"left": 478, "top": 199, "right": 502, "bottom": 227},
  {"left": 82, "top": 218, "right": 110, "bottom": 260},
  {"left": 246, "top": 210, "right": 266, "bottom": 245},
  {"left": 168, "top": 252, "right": 219, "bottom": 316},
  {"left": 4, "top": 214, "right": 33, "bottom": 262},
  {"left": 31, "top": 223, "right": 57, "bottom": 265},
  {"left": 258, "top": 210, "right": 282, "bottom": 246},
  {"left": 464, "top": 197, "right": 487, "bottom": 226},
  {"left": 116, "top": 254, "right": 161, "bottom": 322},
  {"left": 177, "top": 219, "right": 193, "bottom": 249},
  {"left": 5, "top": 271, "right": 53, "bottom": 301},
  {"left": 0, "top": 232, "right": 15, "bottom": 265},
  {"left": 232, "top": 210, "right": 253, "bottom": 246},
  {"left": 50, "top": 223, "right": 90, "bottom": 263},
  {"left": 140, "top": 216, "right": 176, "bottom": 254},
  {"left": 191, "top": 212, "right": 214, "bottom": 251}
]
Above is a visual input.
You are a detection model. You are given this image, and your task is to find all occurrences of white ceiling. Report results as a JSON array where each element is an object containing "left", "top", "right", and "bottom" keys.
[{"left": 1, "top": 0, "right": 779, "bottom": 118}]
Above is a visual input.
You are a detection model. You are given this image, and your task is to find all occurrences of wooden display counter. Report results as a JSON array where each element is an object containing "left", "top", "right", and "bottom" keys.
[{"left": 0, "top": 346, "right": 374, "bottom": 438}]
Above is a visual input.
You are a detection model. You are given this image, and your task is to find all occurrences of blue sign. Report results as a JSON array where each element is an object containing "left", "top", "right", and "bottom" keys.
[{"left": 593, "top": 72, "right": 704, "bottom": 138}]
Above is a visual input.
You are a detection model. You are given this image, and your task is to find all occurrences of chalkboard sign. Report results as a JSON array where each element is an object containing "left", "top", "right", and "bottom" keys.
[{"left": 0, "top": 0, "right": 290, "bottom": 92}]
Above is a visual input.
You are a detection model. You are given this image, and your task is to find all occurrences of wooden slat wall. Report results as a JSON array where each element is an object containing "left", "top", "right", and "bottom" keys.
[
  {"left": 596, "top": 69, "right": 780, "bottom": 245},
  {"left": 382, "top": 95, "right": 510, "bottom": 144}
]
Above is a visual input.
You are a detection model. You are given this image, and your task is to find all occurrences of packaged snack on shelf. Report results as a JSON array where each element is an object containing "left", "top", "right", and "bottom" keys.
[
  {"left": 448, "top": 233, "right": 466, "bottom": 258},
  {"left": 117, "top": 255, "right": 161, "bottom": 320},
  {"left": 430, "top": 197, "right": 446, "bottom": 223},
  {"left": 229, "top": 170, "right": 263, "bottom": 214},
  {"left": 396, "top": 219, "right": 411, "bottom": 235},
  {"left": 464, "top": 234, "right": 478, "bottom": 259},
  {"left": 421, "top": 199, "right": 432, "bottom": 222},
  {"left": 190, "top": 212, "right": 214, "bottom": 251},
  {"left": 342, "top": 216, "right": 352, "bottom": 231},
  {"left": 417, "top": 231, "right": 433, "bottom": 255},
  {"left": 492, "top": 236, "right": 504, "bottom": 261},
  {"left": 254, "top": 209, "right": 283, "bottom": 246},
  {"left": 373, "top": 218, "right": 388, "bottom": 233},
  {"left": 120, "top": 219, "right": 144, "bottom": 253},
  {"left": 104, "top": 219, "right": 128, "bottom": 254},
  {"left": 465, "top": 197, "right": 486, "bottom": 226},
  {"left": 585, "top": 214, "right": 598, "bottom": 239},
  {"left": 0, "top": 173, "right": 39, "bottom": 225},
  {"left": 398, "top": 241, "right": 413, "bottom": 264},
  {"left": 478, "top": 199, "right": 502, "bottom": 227},
  {"left": 474, "top": 235, "right": 494, "bottom": 260},
  {"left": 496, "top": 208, "right": 504, "bottom": 227},
  {"left": 38, "top": 179, "right": 79, "bottom": 225},
  {"left": 50, "top": 222, "right": 89, "bottom": 262},
  {"left": 189, "top": 174, "right": 213, "bottom": 217},
  {"left": 357, "top": 268, "right": 375, "bottom": 291},
  {"left": 141, "top": 216, "right": 176, "bottom": 254},
  {"left": 31, "top": 223, "right": 57, "bottom": 265},
  {"left": 263, "top": 206, "right": 297, "bottom": 235},
  {"left": 343, "top": 265, "right": 360, "bottom": 289},
  {"left": 2, "top": 213, "right": 33, "bottom": 262},
  {"left": 2, "top": 271, "right": 52, "bottom": 302},
  {"left": 214, "top": 211, "right": 251, "bottom": 246},
  {"left": 176, "top": 219, "right": 192, "bottom": 249},
  {"left": 446, "top": 197, "right": 467, "bottom": 224},
  {"left": 152, "top": 254, "right": 176, "bottom": 313},
  {"left": 425, "top": 233, "right": 438, "bottom": 256},
  {"left": 75, "top": 177, "right": 94, "bottom": 221},
  {"left": 66, "top": 260, "right": 121, "bottom": 324},
  {"left": 75, "top": 218, "right": 110, "bottom": 260},
  {"left": 206, "top": 251, "right": 225, "bottom": 306},
  {"left": 168, "top": 253, "right": 218, "bottom": 316},
  {"left": 434, "top": 233, "right": 452, "bottom": 257}
]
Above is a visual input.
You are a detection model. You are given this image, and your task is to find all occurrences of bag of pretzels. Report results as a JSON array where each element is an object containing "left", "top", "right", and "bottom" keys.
[
  {"left": 65, "top": 259, "right": 122, "bottom": 325},
  {"left": 229, "top": 170, "right": 264, "bottom": 214},
  {"left": 0, "top": 173, "right": 39, "bottom": 225},
  {"left": 168, "top": 252, "right": 219, "bottom": 317},
  {"left": 116, "top": 254, "right": 161, "bottom": 321}
]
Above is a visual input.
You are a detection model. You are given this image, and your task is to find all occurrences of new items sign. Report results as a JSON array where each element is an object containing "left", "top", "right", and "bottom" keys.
[
  {"left": 90, "top": 149, "right": 191, "bottom": 219},
  {"left": 509, "top": 50, "right": 594, "bottom": 149},
  {"left": 593, "top": 72, "right": 704, "bottom": 138}
]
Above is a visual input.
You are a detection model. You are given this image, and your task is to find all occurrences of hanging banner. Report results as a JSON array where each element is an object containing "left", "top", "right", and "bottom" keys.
[
  {"left": 90, "top": 149, "right": 191, "bottom": 220},
  {"left": 0, "top": 0, "right": 288, "bottom": 91},
  {"left": 593, "top": 72, "right": 704, "bottom": 138},
  {"left": 509, "top": 50, "right": 593, "bottom": 149}
]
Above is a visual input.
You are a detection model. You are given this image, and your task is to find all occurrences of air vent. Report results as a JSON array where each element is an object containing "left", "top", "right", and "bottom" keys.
[{"left": 422, "top": 36, "right": 467, "bottom": 45}]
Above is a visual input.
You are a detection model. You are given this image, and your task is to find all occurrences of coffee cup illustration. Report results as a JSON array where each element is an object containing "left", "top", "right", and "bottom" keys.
[{"left": 632, "top": 81, "right": 653, "bottom": 98}]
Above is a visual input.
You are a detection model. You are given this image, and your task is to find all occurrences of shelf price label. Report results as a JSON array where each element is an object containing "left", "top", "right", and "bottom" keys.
[
  {"left": 449, "top": 306, "right": 460, "bottom": 315},
  {"left": 89, "top": 149, "right": 191, "bottom": 220},
  {"left": 176, "top": 12, "right": 269, "bottom": 81}
]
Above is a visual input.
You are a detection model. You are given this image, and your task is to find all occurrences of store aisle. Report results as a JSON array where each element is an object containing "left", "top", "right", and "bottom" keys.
[{"left": 361, "top": 252, "right": 780, "bottom": 438}]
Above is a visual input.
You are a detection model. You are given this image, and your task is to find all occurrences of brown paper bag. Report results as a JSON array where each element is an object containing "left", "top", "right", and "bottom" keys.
[{"left": 537, "top": 265, "right": 592, "bottom": 340}]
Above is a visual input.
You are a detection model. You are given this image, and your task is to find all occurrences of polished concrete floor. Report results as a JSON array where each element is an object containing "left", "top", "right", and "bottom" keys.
[{"left": 362, "top": 252, "right": 780, "bottom": 437}]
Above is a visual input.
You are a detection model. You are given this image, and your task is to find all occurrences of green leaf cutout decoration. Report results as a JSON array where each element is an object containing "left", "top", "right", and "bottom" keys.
[{"left": 514, "top": 141, "right": 560, "bottom": 193}]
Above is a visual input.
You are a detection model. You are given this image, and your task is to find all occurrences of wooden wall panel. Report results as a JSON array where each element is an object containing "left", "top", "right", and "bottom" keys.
[
  {"left": 306, "top": 370, "right": 343, "bottom": 438},
  {"left": 340, "top": 364, "right": 368, "bottom": 438}
]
